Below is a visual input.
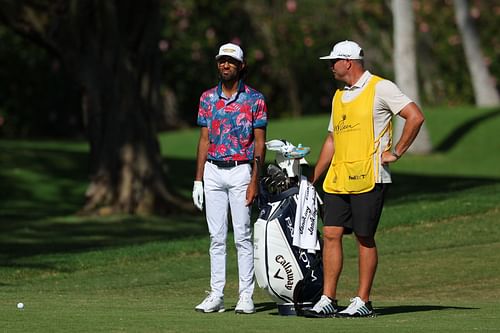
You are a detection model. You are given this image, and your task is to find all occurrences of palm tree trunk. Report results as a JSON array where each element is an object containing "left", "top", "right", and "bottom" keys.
[
  {"left": 392, "top": 0, "right": 432, "bottom": 154},
  {"left": 453, "top": 0, "right": 500, "bottom": 107}
]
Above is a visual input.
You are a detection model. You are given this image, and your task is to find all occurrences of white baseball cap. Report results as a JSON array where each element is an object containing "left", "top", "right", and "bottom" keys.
[
  {"left": 215, "top": 43, "right": 244, "bottom": 62},
  {"left": 319, "top": 40, "right": 364, "bottom": 60}
]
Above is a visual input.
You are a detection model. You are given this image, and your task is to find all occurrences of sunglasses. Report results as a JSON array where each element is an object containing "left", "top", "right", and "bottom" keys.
[
  {"left": 329, "top": 58, "right": 348, "bottom": 66},
  {"left": 217, "top": 57, "right": 240, "bottom": 66}
]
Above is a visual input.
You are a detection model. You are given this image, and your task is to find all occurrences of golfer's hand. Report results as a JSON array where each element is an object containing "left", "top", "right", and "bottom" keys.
[
  {"left": 246, "top": 180, "right": 258, "bottom": 206},
  {"left": 192, "top": 181, "right": 204, "bottom": 211}
]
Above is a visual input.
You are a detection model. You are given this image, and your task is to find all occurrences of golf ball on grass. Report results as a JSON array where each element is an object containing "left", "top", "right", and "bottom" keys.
[{"left": 17, "top": 302, "right": 24, "bottom": 309}]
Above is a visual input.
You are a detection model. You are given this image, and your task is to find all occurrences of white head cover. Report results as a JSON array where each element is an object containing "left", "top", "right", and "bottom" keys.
[{"left": 265, "top": 139, "right": 310, "bottom": 178}]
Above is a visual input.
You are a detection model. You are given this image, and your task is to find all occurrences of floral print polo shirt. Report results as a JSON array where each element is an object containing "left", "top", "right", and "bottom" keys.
[{"left": 197, "top": 80, "right": 268, "bottom": 161}]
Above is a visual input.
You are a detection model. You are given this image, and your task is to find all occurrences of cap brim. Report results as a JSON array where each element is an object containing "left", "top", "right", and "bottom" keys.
[
  {"left": 319, "top": 56, "right": 363, "bottom": 60},
  {"left": 319, "top": 55, "right": 341, "bottom": 60},
  {"left": 215, "top": 54, "right": 243, "bottom": 62}
]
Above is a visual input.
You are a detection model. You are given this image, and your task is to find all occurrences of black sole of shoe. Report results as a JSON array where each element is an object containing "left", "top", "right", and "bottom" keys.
[
  {"left": 303, "top": 312, "right": 337, "bottom": 318},
  {"left": 335, "top": 313, "right": 376, "bottom": 318}
]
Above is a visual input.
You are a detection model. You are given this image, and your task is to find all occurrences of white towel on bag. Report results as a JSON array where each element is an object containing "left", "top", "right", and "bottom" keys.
[{"left": 293, "top": 176, "right": 321, "bottom": 251}]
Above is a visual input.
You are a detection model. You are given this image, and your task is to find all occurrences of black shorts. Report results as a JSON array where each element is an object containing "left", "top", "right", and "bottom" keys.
[{"left": 323, "top": 184, "right": 389, "bottom": 237}]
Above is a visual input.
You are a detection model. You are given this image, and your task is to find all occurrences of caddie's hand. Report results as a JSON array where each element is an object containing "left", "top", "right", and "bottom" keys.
[
  {"left": 381, "top": 150, "right": 399, "bottom": 165},
  {"left": 192, "top": 180, "right": 204, "bottom": 211}
]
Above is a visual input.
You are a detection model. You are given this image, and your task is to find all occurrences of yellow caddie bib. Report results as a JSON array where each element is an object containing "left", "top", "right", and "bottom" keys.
[{"left": 323, "top": 75, "right": 388, "bottom": 194}]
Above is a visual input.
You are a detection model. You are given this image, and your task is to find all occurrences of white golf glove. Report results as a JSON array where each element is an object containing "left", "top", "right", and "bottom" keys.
[{"left": 192, "top": 180, "right": 204, "bottom": 211}]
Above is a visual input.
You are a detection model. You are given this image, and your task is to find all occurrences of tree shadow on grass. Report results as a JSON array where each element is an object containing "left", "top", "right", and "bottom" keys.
[
  {"left": 1, "top": 149, "right": 499, "bottom": 265},
  {"left": 374, "top": 304, "right": 478, "bottom": 316},
  {"left": 253, "top": 303, "right": 479, "bottom": 316},
  {"left": 435, "top": 109, "right": 500, "bottom": 152},
  {"left": 0, "top": 146, "right": 89, "bottom": 220},
  {"left": 0, "top": 212, "right": 209, "bottom": 263},
  {"left": 387, "top": 172, "right": 500, "bottom": 205},
  {"left": 312, "top": 170, "right": 500, "bottom": 207}
]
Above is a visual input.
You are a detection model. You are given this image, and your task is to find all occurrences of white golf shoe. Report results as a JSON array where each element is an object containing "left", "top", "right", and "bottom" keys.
[
  {"left": 234, "top": 294, "right": 255, "bottom": 314},
  {"left": 195, "top": 292, "right": 225, "bottom": 313},
  {"left": 303, "top": 295, "right": 339, "bottom": 318},
  {"left": 337, "top": 296, "right": 374, "bottom": 317}
]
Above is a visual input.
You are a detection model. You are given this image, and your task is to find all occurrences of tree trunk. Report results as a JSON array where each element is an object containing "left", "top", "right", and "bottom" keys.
[
  {"left": 0, "top": 0, "right": 190, "bottom": 215},
  {"left": 392, "top": 0, "right": 432, "bottom": 154},
  {"left": 453, "top": 0, "right": 500, "bottom": 107}
]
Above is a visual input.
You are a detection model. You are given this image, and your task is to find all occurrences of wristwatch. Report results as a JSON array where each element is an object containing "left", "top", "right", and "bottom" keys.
[{"left": 392, "top": 151, "right": 401, "bottom": 159}]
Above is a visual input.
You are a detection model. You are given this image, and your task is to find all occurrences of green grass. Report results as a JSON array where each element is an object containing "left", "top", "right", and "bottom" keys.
[{"left": 1, "top": 105, "right": 500, "bottom": 332}]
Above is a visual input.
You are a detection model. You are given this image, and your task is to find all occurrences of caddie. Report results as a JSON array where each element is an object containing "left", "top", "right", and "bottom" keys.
[{"left": 305, "top": 40, "right": 424, "bottom": 318}]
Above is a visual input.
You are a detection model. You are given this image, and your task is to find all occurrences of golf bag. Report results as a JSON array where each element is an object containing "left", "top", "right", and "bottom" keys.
[{"left": 253, "top": 140, "right": 323, "bottom": 315}]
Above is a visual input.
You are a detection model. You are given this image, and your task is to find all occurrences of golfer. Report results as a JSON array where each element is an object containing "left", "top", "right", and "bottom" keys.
[
  {"left": 192, "top": 42, "right": 267, "bottom": 314},
  {"left": 305, "top": 40, "right": 424, "bottom": 318}
]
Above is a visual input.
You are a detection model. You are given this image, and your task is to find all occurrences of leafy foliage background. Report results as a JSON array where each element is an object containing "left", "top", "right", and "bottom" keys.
[{"left": 0, "top": 0, "right": 498, "bottom": 138}]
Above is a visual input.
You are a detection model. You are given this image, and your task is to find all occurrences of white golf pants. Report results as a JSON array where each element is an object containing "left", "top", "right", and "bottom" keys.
[{"left": 203, "top": 161, "right": 255, "bottom": 298}]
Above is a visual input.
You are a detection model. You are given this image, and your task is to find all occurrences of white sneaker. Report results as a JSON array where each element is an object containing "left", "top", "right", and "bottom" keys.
[
  {"left": 337, "top": 296, "right": 374, "bottom": 317},
  {"left": 235, "top": 294, "right": 255, "bottom": 314},
  {"left": 303, "top": 295, "right": 339, "bottom": 318},
  {"left": 195, "top": 292, "right": 225, "bottom": 313}
]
